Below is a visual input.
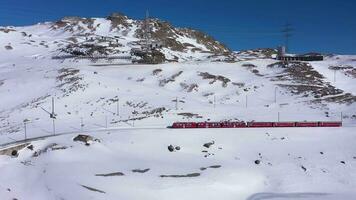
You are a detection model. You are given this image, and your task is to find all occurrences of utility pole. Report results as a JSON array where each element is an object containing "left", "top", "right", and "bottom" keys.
[
  {"left": 24, "top": 121, "right": 27, "bottom": 141},
  {"left": 116, "top": 98, "right": 120, "bottom": 117},
  {"left": 213, "top": 95, "right": 216, "bottom": 109},
  {"left": 278, "top": 112, "right": 280, "bottom": 122},
  {"left": 51, "top": 97, "right": 56, "bottom": 135},
  {"left": 80, "top": 117, "right": 84, "bottom": 131},
  {"left": 175, "top": 97, "right": 178, "bottom": 110},
  {"left": 52, "top": 118, "right": 56, "bottom": 136},
  {"left": 334, "top": 70, "right": 337, "bottom": 83},
  {"left": 341, "top": 112, "right": 343, "bottom": 122},
  {"left": 281, "top": 23, "right": 294, "bottom": 53},
  {"left": 40, "top": 96, "right": 57, "bottom": 136},
  {"left": 245, "top": 95, "right": 248, "bottom": 108},
  {"left": 105, "top": 115, "right": 108, "bottom": 129},
  {"left": 144, "top": 9, "right": 151, "bottom": 53}
]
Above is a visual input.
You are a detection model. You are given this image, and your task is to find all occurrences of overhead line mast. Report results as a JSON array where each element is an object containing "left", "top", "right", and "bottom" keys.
[
  {"left": 144, "top": 10, "right": 151, "bottom": 53},
  {"left": 281, "top": 23, "right": 294, "bottom": 53}
]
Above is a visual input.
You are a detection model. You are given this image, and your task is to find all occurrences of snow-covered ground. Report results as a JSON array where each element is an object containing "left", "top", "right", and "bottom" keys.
[
  {"left": 1, "top": 127, "right": 356, "bottom": 200},
  {"left": 1, "top": 18, "right": 356, "bottom": 200}
]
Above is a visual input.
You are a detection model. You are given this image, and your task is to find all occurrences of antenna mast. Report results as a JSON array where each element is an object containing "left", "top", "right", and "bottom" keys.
[
  {"left": 281, "top": 23, "right": 294, "bottom": 53},
  {"left": 144, "top": 9, "right": 151, "bottom": 53}
]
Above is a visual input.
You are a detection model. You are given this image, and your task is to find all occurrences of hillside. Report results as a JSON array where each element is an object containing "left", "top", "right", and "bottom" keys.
[
  {"left": 1, "top": 14, "right": 356, "bottom": 200},
  {"left": 0, "top": 13, "right": 231, "bottom": 64}
]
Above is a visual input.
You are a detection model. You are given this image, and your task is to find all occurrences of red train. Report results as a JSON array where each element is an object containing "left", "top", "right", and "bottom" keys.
[{"left": 169, "top": 121, "right": 342, "bottom": 129}]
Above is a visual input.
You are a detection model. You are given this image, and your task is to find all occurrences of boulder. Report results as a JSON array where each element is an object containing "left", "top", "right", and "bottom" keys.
[{"left": 73, "top": 134, "right": 96, "bottom": 145}]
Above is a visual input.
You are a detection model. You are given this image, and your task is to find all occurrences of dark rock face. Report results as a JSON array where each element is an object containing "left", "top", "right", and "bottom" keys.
[
  {"left": 203, "top": 141, "right": 215, "bottom": 148},
  {"left": 301, "top": 165, "right": 307, "bottom": 172},
  {"left": 160, "top": 173, "right": 200, "bottom": 178},
  {"left": 11, "top": 150, "right": 18, "bottom": 157},
  {"left": 132, "top": 49, "right": 166, "bottom": 64},
  {"left": 81, "top": 185, "right": 106, "bottom": 193},
  {"left": 73, "top": 134, "right": 99, "bottom": 145},
  {"left": 48, "top": 12, "right": 232, "bottom": 64},
  {"left": 168, "top": 145, "right": 175, "bottom": 152},
  {"left": 200, "top": 165, "right": 222, "bottom": 171},
  {"left": 107, "top": 13, "right": 131, "bottom": 29},
  {"left": 95, "top": 172, "right": 125, "bottom": 177},
  {"left": 132, "top": 168, "right": 150, "bottom": 173}
]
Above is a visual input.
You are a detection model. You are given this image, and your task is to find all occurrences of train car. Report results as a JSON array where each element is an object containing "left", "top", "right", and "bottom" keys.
[
  {"left": 197, "top": 122, "right": 222, "bottom": 128},
  {"left": 273, "top": 122, "right": 296, "bottom": 127},
  {"left": 318, "top": 121, "right": 342, "bottom": 127},
  {"left": 247, "top": 122, "right": 274, "bottom": 128},
  {"left": 207, "top": 122, "right": 222, "bottom": 128},
  {"left": 197, "top": 122, "right": 208, "bottom": 128},
  {"left": 221, "top": 122, "right": 247, "bottom": 128},
  {"left": 295, "top": 122, "right": 319, "bottom": 127},
  {"left": 171, "top": 122, "right": 197, "bottom": 129}
]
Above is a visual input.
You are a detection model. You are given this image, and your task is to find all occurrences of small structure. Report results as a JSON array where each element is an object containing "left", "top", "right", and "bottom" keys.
[
  {"left": 141, "top": 40, "right": 163, "bottom": 52},
  {"left": 276, "top": 46, "right": 324, "bottom": 61},
  {"left": 278, "top": 46, "right": 286, "bottom": 57},
  {"left": 149, "top": 41, "right": 163, "bottom": 50}
]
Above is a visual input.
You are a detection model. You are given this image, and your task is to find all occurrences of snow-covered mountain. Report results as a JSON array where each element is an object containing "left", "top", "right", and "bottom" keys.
[
  {"left": 1, "top": 14, "right": 356, "bottom": 200},
  {"left": 0, "top": 13, "right": 231, "bottom": 64}
]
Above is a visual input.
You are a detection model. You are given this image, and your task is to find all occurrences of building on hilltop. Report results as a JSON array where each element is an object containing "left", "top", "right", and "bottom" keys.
[{"left": 276, "top": 46, "right": 324, "bottom": 61}]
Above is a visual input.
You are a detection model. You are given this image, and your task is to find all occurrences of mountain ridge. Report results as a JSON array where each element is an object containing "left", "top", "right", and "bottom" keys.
[{"left": 1, "top": 12, "right": 232, "bottom": 64}]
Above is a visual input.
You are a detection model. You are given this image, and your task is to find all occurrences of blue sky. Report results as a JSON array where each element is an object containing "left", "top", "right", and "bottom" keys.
[{"left": 1, "top": 0, "right": 356, "bottom": 54}]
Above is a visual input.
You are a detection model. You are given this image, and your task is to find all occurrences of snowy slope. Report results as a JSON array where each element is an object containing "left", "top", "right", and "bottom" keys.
[
  {"left": 1, "top": 14, "right": 356, "bottom": 200},
  {"left": 0, "top": 13, "right": 231, "bottom": 64},
  {"left": 1, "top": 128, "right": 356, "bottom": 200}
]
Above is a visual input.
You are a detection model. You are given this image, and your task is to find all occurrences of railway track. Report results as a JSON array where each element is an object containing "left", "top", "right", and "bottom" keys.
[
  {"left": 1, "top": 122, "right": 354, "bottom": 151},
  {"left": 0, "top": 126, "right": 166, "bottom": 150}
]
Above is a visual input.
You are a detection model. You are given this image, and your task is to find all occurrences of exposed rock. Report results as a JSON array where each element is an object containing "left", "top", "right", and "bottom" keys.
[
  {"left": 0, "top": 143, "right": 29, "bottom": 157},
  {"left": 242, "top": 63, "right": 257, "bottom": 68},
  {"left": 152, "top": 69, "right": 162, "bottom": 75},
  {"left": 200, "top": 165, "right": 221, "bottom": 171},
  {"left": 107, "top": 12, "right": 131, "bottom": 29},
  {"left": 180, "top": 82, "right": 199, "bottom": 92},
  {"left": 81, "top": 185, "right": 106, "bottom": 194},
  {"left": 237, "top": 48, "right": 277, "bottom": 58},
  {"left": 4, "top": 45, "right": 13, "bottom": 50},
  {"left": 33, "top": 143, "right": 67, "bottom": 157},
  {"left": 203, "top": 141, "right": 215, "bottom": 148},
  {"left": 0, "top": 28, "right": 16, "bottom": 33},
  {"left": 11, "top": 150, "right": 18, "bottom": 157},
  {"left": 177, "top": 112, "right": 202, "bottom": 119},
  {"left": 254, "top": 160, "right": 261, "bottom": 165},
  {"left": 160, "top": 173, "right": 200, "bottom": 178},
  {"left": 199, "top": 72, "right": 230, "bottom": 87},
  {"left": 27, "top": 145, "right": 34, "bottom": 151},
  {"left": 73, "top": 134, "right": 96, "bottom": 145},
  {"left": 159, "top": 71, "right": 183, "bottom": 87},
  {"left": 301, "top": 165, "right": 307, "bottom": 172},
  {"left": 132, "top": 168, "right": 150, "bottom": 173},
  {"left": 132, "top": 49, "right": 166, "bottom": 64},
  {"left": 167, "top": 145, "right": 175, "bottom": 152},
  {"left": 95, "top": 172, "right": 125, "bottom": 177}
]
